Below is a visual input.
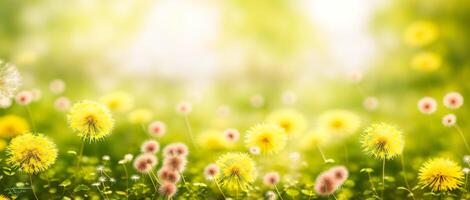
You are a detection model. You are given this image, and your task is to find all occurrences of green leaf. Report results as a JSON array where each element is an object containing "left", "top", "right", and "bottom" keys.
[
  {"left": 116, "top": 191, "right": 127, "bottom": 195},
  {"left": 397, "top": 187, "right": 408, "bottom": 191},
  {"left": 59, "top": 179, "right": 71, "bottom": 187},
  {"left": 67, "top": 150, "right": 77, "bottom": 155},
  {"left": 73, "top": 184, "right": 90, "bottom": 192},
  {"left": 301, "top": 189, "right": 314, "bottom": 196},
  {"left": 286, "top": 189, "right": 299, "bottom": 197},
  {"left": 360, "top": 168, "right": 374, "bottom": 173}
]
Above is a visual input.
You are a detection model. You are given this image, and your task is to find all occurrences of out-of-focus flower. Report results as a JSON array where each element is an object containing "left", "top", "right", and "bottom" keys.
[
  {"left": 0, "top": 115, "right": 29, "bottom": 138},
  {"left": 314, "top": 172, "right": 338, "bottom": 196},
  {"left": 0, "top": 61, "right": 21, "bottom": 99},
  {"left": 442, "top": 114, "right": 456, "bottom": 127},
  {"left": 141, "top": 140, "right": 160, "bottom": 154},
  {"left": 15, "top": 91, "right": 33, "bottom": 105},
  {"left": 347, "top": 71, "right": 363, "bottom": 83},
  {"left": 363, "top": 96, "right": 379, "bottom": 111},
  {"left": 68, "top": 100, "right": 114, "bottom": 142},
  {"left": 250, "top": 94, "right": 264, "bottom": 108},
  {"left": 176, "top": 101, "right": 192, "bottom": 115},
  {"left": 318, "top": 110, "right": 360, "bottom": 138},
  {"left": 265, "top": 191, "right": 277, "bottom": 200},
  {"left": 133, "top": 154, "right": 157, "bottom": 173},
  {"left": 223, "top": 129, "right": 240, "bottom": 142},
  {"left": 443, "top": 92, "right": 464, "bottom": 109},
  {"left": 102, "top": 155, "right": 110, "bottom": 161},
  {"left": 361, "top": 123, "right": 404, "bottom": 160},
  {"left": 419, "top": 157, "right": 464, "bottom": 192},
  {"left": 159, "top": 182, "right": 177, "bottom": 197},
  {"left": 281, "top": 91, "right": 297, "bottom": 105},
  {"left": 163, "top": 156, "right": 187, "bottom": 172},
  {"left": 328, "top": 166, "right": 349, "bottom": 183},
  {"left": 0, "top": 97, "right": 12, "bottom": 109},
  {"left": 130, "top": 175, "right": 140, "bottom": 181},
  {"left": 198, "top": 130, "right": 230, "bottom": 150},
  {"left": 411, "top": 52, "right": 442, "bottom": 72},
  {"left": 263, "top": 172, "right": 280, "bottom": 186},
  {"left": 249, "top": 146, "right": 261, "bottom": 155},
  {"left": 128, "top": 109, "right": 152, "bottom": 124},
  {"left": 158, "top": 167, "right": 180, "bottom": 183},
  {"left": 216, "top": 105, "right": 231, "bottom": 117},
  {"left": 49, "top": 79, "right": 65, "bottom": 94},
  {"left": 267, "top": 109, "right": 307, "bottom": 137},
  {"left": 163, "top": 143, "right": 189, "bottom": 158},
  {"left": 301, "top": 130, "right": 329, "bottom": 150},
  {"left": 148, "top": 121, "right": 166, "bottom": 137},
  {"left": 7, "top": 133, "right": 58, "bottom": 174},
  {"left": 418, "top": 97, "right": 437, "bottom": 114},
  {"left": 204, "top": 164, "right": 220, "bottom": 180},
  {"left": 0, "top": 139, "right": 7, "bottom": 151},
  {"left": 215, "top": 153, "right": 256, "bottom": 192},
  {"left": 30, "top": 88, "right": 41, "bottom": 101},
  {"left": 100, "top": 91, "right": 134, "bottom": 112},
  {"left": 54, "top": 97, "right": 71, "bottom": 111},
  {"left": 245, "top": 123, "right": 287, "bottom": 155},
  {"left": 403, "top": 21, "right": 438, "bottom": 47}
]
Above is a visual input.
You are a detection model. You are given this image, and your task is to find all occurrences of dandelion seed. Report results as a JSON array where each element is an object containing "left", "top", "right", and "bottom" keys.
[
  {"left": 204, "top": 164, "right": 219, "bottom": 180},
  {"left": 68, "top": 100, "right": 114, "bottom": 142},
  {"left": 245, "top": 123, "right": 287, "bottom": 155},
  {"left": 7, "top": 133, "right": 58, "bottom": 174},
  {"left": 148, "top": 121, "right": 166, "bottom": 137},
  {"left": 223, "top": 129, "right": 240, "bottom": 142},
  {"left": 418, "top": 97, "right": 437, "bottom": 114},
  {"left": 419, "top": 157, "right": 464, "bottom": 192},
  {"left": 443, "top": 92, "right": 464, "bottom": 109},
  {"left": 54, "top": 97, "right": 71, "bottom": 111},
  {"left": 49, "top": 79, "right": 65, "bottom": 94},
  {"left": 0, "top": 61, "right": 21, "bottom": 99},
  {"left": 15, "top": 91, "right": 33, "bottom": 105},
  {"left": 159, "top": 182, "right": 177, "bottom": 197},
  {"left": 442, "top": 114, "right": 456, "bottom": 127},
  {"left": 263, "top": 172, "right": 280, "bottom": 186},
  {"left": 215, "top": 152, "right": 256, "bottom": 192},
  {"left": 141, "top": 140, "right": 160, "bottom": 154}
]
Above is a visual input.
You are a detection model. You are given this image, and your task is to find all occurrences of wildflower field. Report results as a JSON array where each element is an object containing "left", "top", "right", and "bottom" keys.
[{"left": 0, "top": 0, "right": 470, "bottom": 199}]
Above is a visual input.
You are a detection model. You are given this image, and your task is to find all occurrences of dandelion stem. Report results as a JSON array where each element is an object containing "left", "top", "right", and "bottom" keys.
[
  {"left": 148, "top": 174, "right": 158, "bottom": 194},
  {"left": 121, "top": 164, "right": 129, "bottom": 199},
  {"left": 461, "top": 173, "right": 468, "bottom": 200},
  {"left": 382, "top": 159, "right": 386, "bottom": 200},
  {"left": 213, "top": 178, "right": 227, "bottom": 199},
  {"left": 183, "top": 115, "right": 196, "bottom": 148},
  {"left": 274, "top": 185, "right": 285, "bottom": 200},
  {"left": 455, "top": 125, "right": 470, "bottom": 154},
  {"left": 75, "top": 140, "right": 85, "bottom": 180},
  {"left": 316, "top": 145, "right": 327, "bottom": 163},
  {"left": 367, "top": 172, "right": 379, "bottom": 197},
  {"left": 400, "top": 155, "right": 416, "bottom": 200},
  {"left": 30, "top": 175, "right": 39, "bottom": 200},
  {"left": 25, "top": 106, "right": 37, "bottom": 133},
  {"left": 330, "top": 193, "right": 338, "bottom": 200},
  {"left": 151, "top": 170, "right": 161, "bottom": 185},
  {"left": 179, "top": 172, "right": 191, "bottom": 191},
  {"left": 343, "top": 145, "right": 349, "bottom": 166}
]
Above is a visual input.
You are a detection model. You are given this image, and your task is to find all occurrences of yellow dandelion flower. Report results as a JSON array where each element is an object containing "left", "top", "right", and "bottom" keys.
[
  {"left": 361, "top": 123, "right": 404, "bottom": 160},
  {"left": 68, "top": 100, "right": 114, "bottom": 142},
  {"left": 301, "top": 129, "right": 330, "bottom": 150},
  {"left": 7, "top": 133, "right": 58, "bottom": 174},
  {"left": 411, "top": 52, "right": 442, "bottom": 72},
  {"left": 0, "top": 195, "right": 9, "bottom": 200},
  {"left": 403, "top": 21, "right": 438, "bottom": 47},
  {"left": 0, "top": 115, "right": 29, "bottom": 138},
  {"left": 100, "top": 91, "right": 134, "bottom": 112},
  {"left": 318, "top": 110, "right": 360, "bottom": 137},
  {"left": 244, "top": 123, "right": 287, "bottom": 154},
  {"left": 198, "top": 130, "right": 230, "bottom": 150},
  {"left": 267, "top": 109, "right": 307, "bottom": 137},
  {"left": 215, "top": 152, "right": 256, "bottom": 192},
  {"left": 419, "top": 158, "right": 464, "bottom": 192},
  {"left": 128, "top": 109, "right": 152, "bottom": 124}
]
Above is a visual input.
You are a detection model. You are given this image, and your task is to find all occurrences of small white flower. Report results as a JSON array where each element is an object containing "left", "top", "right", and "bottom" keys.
[
  {"left": 96, "top": 165, "right": 105, "bottom": 172},
  {"left": 102, "top": 155, "right": 110, "bottom": 161},
  {"left": 249, "top": 146, "right": 261, "bottom": 155},
  {"left": 54, "top": 96, "right": 71, "bottom": 111},
  {"left": 176, "top": 101, "right": 192, "bottom": 114},
  {"left": 250, "top": 94, "right": 264, "bottom": 108},
  {"left": 442, "top": 114, "right": 457, "bottom": 127},
  {"left": 265, "top": 190, "right": 277, "bottom": 200},
  {"left": 0, "top": 61, "right": 21, "bottom": 99},
  {"left": 443, "top": 92, "right": 464, "bottom": 109},
  {"left": 463, "top": 168, "right": 470, "bottom": 174},
  {"left": 363, "top": 96, "right": 379, "bottom": 111},
  {"left": 110, "top": 178, "right": 116, "bottom": 183},
  {"left": 124, "top": 153, "right": 134, "bottom": 161},
  {"left": 98, "top": 176, "right": 106, "bottom": 182},
  {"left": 131, "top": 175, "right": 140, "bottom": 181},
  {"left": 464, "top": 155, "right": 470, "bottom": 164},
  {"left": 15, "top": 91, "right": 33, "bottom": 105},
  {"left": 418, "top": 97, "right": 437, "bottom": 114},
  {"left": 91, "top": 182, "right": 100, "bottom": 187}
]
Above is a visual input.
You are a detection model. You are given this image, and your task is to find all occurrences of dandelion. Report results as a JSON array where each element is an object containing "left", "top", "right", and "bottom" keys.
[
  {"left": 223, "top": 129, "right": 240, "bottom": 142},
  {"left": 314, "top": 172, "right": 338, "bottom": 196},
  {"left": 417, "top": 97, "right": 437, "bottom": 114},
  {"left": 245, "top": 123, "right": 287, "bottom": 155},
  {"left": 100, "top": 91, "right": 133, "bottom": 112},
  {"left": 443, "top": 92, "right": 464, "bottom": 109},
  {"left": 7, "top": 133, "right": 57, "bottom": 174},
  {"left": 163, "top": 156, "right": 187, "bottom": 172},
  {"left": 128, "top": 109, "right": 152, "bottom": 124},
  {"left": 159, "top": 182, "right": 177, "bottom": 198},
  {"left": 176, "top": 101, "right": 192, "bottom": 114},
  {"left": 403, "top": 21, "right": 438, "bottom": 47},
  {"left": 266, "top": 191, "right": 277, "bottom": 200},
  {"left": 263, "top": 172, "right": 280, "bottom": 186},
  {"left": 419, "top": 158, "right": 464, "bottom": 192},
  {"left": 328, "top": 166, "right": 349, "bottom": 183},
  {"left": 0, "top": 140, "right": 6, "bottom": 151},
  {"left": 0, "top": 61, "right": 21, "bottom": 99},
  {"left": 163, "top": 143, "right": 189, "bottom": 158},
  {"left": 267, "top": 109, "right": 307, "bottom": 137},
  {"left": 250, "top": 94, "right": 265, "bottom": 108},
  {"left": 133, "top": 154, "right": 157, "bottom": 173},
  {"left": 0, "top": 97, "right": 12, "bottom": 108},
  {"left": 49, "top": 79, "right": 65, "bottom": 94},
  {"left": 102, "top": 155, "right": 110, "bottom": 161},
  {"left": 363, "top": 96, "right": 379, "bottom": 111},
  {"left": 0, "top": 115, "right": 29, "bottom": 138},
  {"left": 249, "top": 146, "right": 260, "bottom": 155},
  {"left": 54, "top": 97, "right": 71, "bottom": 111},
  {"left": 411, "top": 52, "right": 442, "bottom": 72},
  {"left": 442, "top": 114, "right": 456, "bottom": 127},
  {"left": 215, "top": 152, "right": 257, "bottom": 192},
  {"left": 318, "top": 110, "right": 360, "bottom": 137},
  {"left": 204, "top": 164, "right": 220, "bottom": 180},
  {"left": 15, "top": 91, "right": 33, "bottom": 105},
  {"left": 361, "top": 123, "right": 404, "bottom": 160},
  {"left": 0, "top": 194, "right": 9, "bottom": 200},
  {"left": 159, "top": 167, "right": 181, "bottom": 183},
  {"left": 141, "top": 140, "right": 160, "bottom": 154},
  {"left": 68, "top": 100, "right": 114, "bottom": 142},
  {"left": 148, "top": 121, "right": 166, "bottom": 137},
  {"left": 198, "top": 130, "right": 230, "bottom": 150}
]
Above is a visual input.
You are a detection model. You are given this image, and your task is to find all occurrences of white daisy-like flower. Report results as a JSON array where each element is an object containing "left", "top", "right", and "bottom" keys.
[
  {"left": 442, "top": 114, "right": 457, "bottom": 127},
  {"left": 0, "top": 61, "right": 21, "bottom": 99}
]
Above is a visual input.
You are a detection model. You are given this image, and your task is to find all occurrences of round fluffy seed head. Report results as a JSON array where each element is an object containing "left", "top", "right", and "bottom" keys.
[
  {"left": 163, "top": 143, "right": 189, "bottom": 158},
  {"left": 318, "top": 110, "right": 360, "bottom": 138},
  {"left": 128, "top": 109, "right": 152, "bottom": 124},
  {"left": 442, "top": 114, "right": 457, "bottom": 127},
  {"left": 158, "top": 167, "right": 180, "bottom": 183},
  {"left": 0, "top": 61, "right": 21, "bottom": 99},
  {"left": 68, "top": 100, "right": 114, "bottom": 142},
  {"left": 267, "top": 109, "right": 307, "bottom": 137},
  {"left": 328, "top": 166, "right": 349, "bottom": 183},
  {"left": 263, "top": 172, "right": 281, "bottom": 186},
  {"left": 15, "top": 91, "right": 33, "bottom": 105},
  {"left": 0, "top": 97, "right": 12, "bottom": 108},
  {"left": 418, "top": 97, "right": 437, "bottom": 114},
  {"left": 363, "top": 96, "right": 379, "bottom": 111},
  {"left": 361, "top": 123, "right": 404, "bottom": 160},
  {"left": 411, "top": 52, "right": 442, "bottom": 72},
  {"left": 54, "top": 97, "right": 71, "bottom": 111},
  {"left": 176, "top": 101, "right": 192, "bottom": 114},
  {"left": 223, "top": 129, "right": 240, "bottom": 142},
  {"left": 443, "top": 92, "right": 464, "bottom": 109},
  {"left": 403, "top": 21, "right": 438, "bottom": 47},
  {"left": 7, "top": 133, "right": 58, "bottom": 174},
  {"left": 100, "top": 91, "right": 133, "bottom": 112},
  {"left": 265, "top": 191, "right": 277, "bottom": 200},
  {"left": 163, "top": 156, "right": 187, "bottom": 172},
  {"left": 249, "top": 146, "right": 261, "bottom": 155},
  {"left": 314, "top": 172, "right": 339, "bottom": 196},
  {"left": 215, "top": 152, "right": 257, "bottom": 192},
  {"left": 159, "top": 182, "right": 177, "bottom": 197},
  {"left": 0, "top": 115, "right": 29, "bottom": 138},
  {"left": 49, "top": 79, "right": 65, "bottom": 94},
  {"left": 244, "top": 123, "right": 287, "bottom": 155},
  {"left": 140, "top": 140, "right": 160, "bottom": 154},
  {"left": 419, "top": 158, "right": 464, "bottom": 192},
  {"left": 148, "top": 121, "right": 166, "bottom": 137},
  {"left": 133, "top": 154, "right": 157, "bottom": 173},
  {"left": 204, "top": 164, "right": 219, "bottom": 179}
]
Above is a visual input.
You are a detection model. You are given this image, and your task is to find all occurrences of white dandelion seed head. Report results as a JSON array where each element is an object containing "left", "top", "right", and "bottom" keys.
[
  {"left": 281, "top": 91, "right": 297, "bottom": 105},
  {"left": 223, "top": 128, "right": 240, "bottom": 142},
  {"left": 15, "top": 90, "right": 33, "bottom": 105},
  {"left": 418, "top": 97, "right": 437, "bottom": 114},
  {"left": 250, "top": 94, "right": 264, "bottom": 108},
  {"left": 49, "top": 79, "right": 65, "bottom": 94},
  {"left": 124, "top": 153, "right": 134, "bottom": 162},
  {"left": 176, "top": 101, "right": 192, "bottom": 114},
  {"left": 442, "top": 114, "right": 457, "bottom": 127},
  {"left": 54, "top": 96, "right": 71, "bottom": 111},
  {"left": 0, "top": 97, "right": 12, "bottom": 108},
  {"left": 265, "top": 190, "right": 277, "bottom": 200},
  {"left": 443, "top": 92, "right": 464, "bottom": 109},
  {"left": 263, "top": 172, "right": 281, "bottom": 186},
  {"left": 0, "top": 61, "right": 21, "bottom": 99},
  {"left": 249, "top": 146, "right": 261, "bottom": 155},
  {"left": 148, "top": 121, "right": 166, "bottom": 137},
  {"left": 463, "top": 168, "right": 470, "bottom": 174},
  {"left": 363, "top": 96, "right": 379, "bottom": 111}
]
